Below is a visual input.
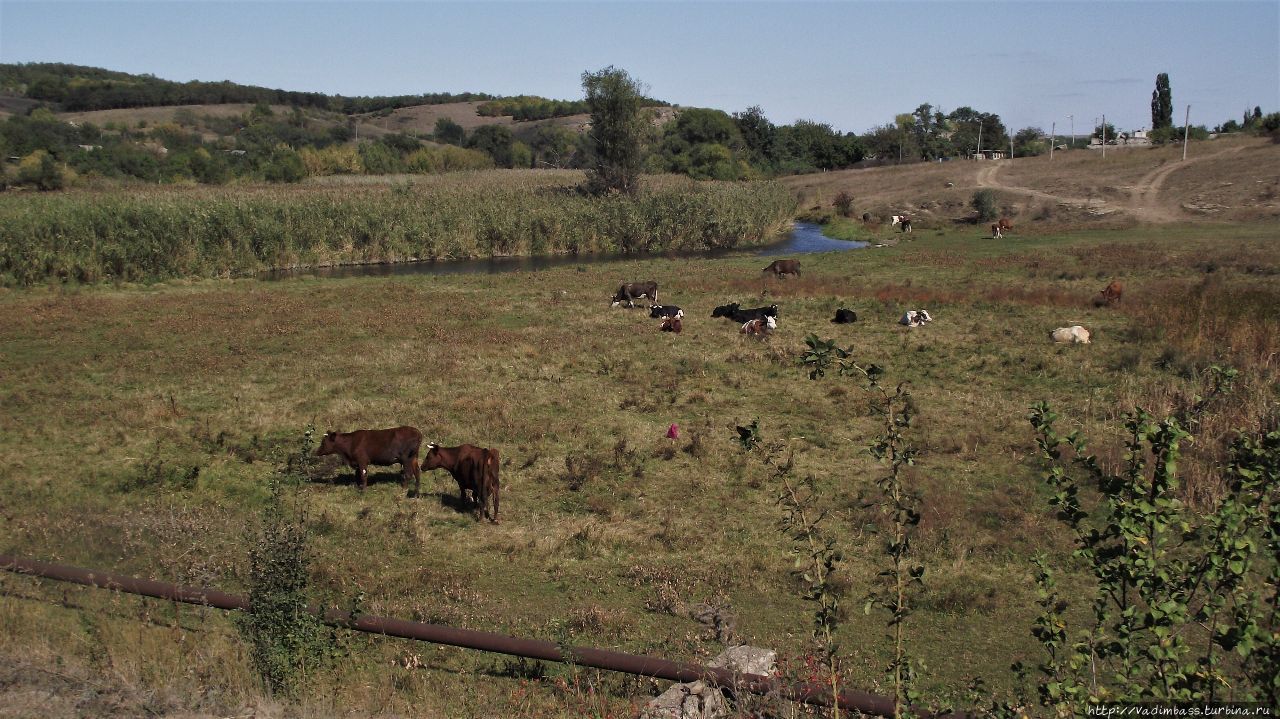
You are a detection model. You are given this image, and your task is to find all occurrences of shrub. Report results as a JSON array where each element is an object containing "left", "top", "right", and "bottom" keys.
[
  {"left": 15, "top": 150, "right": 67, "bottom": 191},
  {"left": 236, "top": 433, "right": 339, "bottom": 697},
  {"left": 832, "top": 190, "right": 855, "bottom": 217},
  {"left": 972, "top": 189, "right": 998, "bottom": 222}
]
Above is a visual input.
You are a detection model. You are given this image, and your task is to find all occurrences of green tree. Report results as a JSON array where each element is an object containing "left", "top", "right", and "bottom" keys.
[
  {"left": 1014, "top": 127, "right": 1047, "bottom": 156},
  {"left": 947, "top": 106, "right": 1007, "bottom": 156},
  {"left": 530, "top": 124, "right": 578, "bottom": 168},
  {"left": 581, "top": 65, "right": 647, "bottom": 195},
  {"left": 433, "top": 117, "right": 466, "bottom": 146},
  {"left": 734, "top": 105, "right": 776, "bottom": 166},
  {"left": 467, "top": 124, "right": 515, "bottom": 168},
  {"left": 1151, "top": 73, "right": 1173, "bottom": 129},
  {"left": 1093, "top": 122, "right": 1118, "bottom": 143}
]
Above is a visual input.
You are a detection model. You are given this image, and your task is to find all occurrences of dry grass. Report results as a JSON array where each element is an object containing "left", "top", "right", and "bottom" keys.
[
  {"left": 781, "top": 135, "right": 1280, "bottom": 227},
  {"left": 0, "top": 221, "right": 1276, "bottom": 716}
]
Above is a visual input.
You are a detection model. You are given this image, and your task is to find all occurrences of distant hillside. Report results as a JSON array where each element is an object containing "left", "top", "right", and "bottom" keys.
[{"left": 0, "top": 62, "right": 496, "bottom": 114}]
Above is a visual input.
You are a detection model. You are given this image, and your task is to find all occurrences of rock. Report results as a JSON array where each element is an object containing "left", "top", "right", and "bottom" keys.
[
  {"left": 709, "top": 645, "right": 776, "bottom": 676},
  {"left": 640, "top": 646, "right": 776, "bottom": 719},
  {"left": 641, "top": 680, "right": 727, "bottom": 719}
]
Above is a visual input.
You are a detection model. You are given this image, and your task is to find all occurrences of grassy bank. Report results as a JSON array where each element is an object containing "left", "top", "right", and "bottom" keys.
[
  {"left": 1, "top": 223, "right": 1276, "bottom": 716},
  {"left": 0, "top": 171, "right": 795, "bottom": 287}
]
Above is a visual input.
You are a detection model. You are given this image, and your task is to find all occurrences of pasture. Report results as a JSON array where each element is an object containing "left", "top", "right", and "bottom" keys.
[{"left": 1, "top": 220, "right": 1276, "bottom": 716}]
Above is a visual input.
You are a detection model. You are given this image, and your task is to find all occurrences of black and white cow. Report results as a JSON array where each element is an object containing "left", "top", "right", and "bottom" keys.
[
  {"left": 898, "top": 309, "right": 933, "bottom": 327},
  {"left": 648, "top": 304, "right": 684, "bottom": 320},
  {"left": 610, "top": 281, "right": 658, "bottom": 308},
  {"left": 712, "top": 302, "right": 779, "bottom": 323}
]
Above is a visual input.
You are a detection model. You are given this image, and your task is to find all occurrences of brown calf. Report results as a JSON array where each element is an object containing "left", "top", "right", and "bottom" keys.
[
  {"left": 423, "top": 443, "right": 500, "bottom": 522},
  {"left": 1096, "top": 280, "right": 1124, "bottom": 307},
  {"left": 316, "top": 426, "right": 422, "bottom": 494}
]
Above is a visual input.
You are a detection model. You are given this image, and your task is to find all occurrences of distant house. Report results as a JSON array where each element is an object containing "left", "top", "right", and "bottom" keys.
[
  {"left": 1088, "top": 128, "right": 1152, "bottom": 150},
  {"left": 970, "top": 150, "right": 1006, "bottom": 160}
]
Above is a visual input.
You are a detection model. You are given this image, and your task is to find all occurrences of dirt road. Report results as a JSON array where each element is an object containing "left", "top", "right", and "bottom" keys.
[{"left": 975, "top": 146, "right": 1247, "bottom": 223}]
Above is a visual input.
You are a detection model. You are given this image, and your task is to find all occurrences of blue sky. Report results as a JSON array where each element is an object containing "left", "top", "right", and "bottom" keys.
[{"left": 1, "top": 1, "right": 1276, "bottom": 134}]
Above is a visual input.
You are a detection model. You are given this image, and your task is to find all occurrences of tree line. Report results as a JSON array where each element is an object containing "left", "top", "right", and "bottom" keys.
[{"left": 0, "top": 62, "right": 494, "bottom": 114}]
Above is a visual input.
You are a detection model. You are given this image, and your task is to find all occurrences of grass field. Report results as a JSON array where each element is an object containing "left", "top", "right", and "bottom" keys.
[{"left": 1, "top": 220, "right": 1276, "bottom": 716}]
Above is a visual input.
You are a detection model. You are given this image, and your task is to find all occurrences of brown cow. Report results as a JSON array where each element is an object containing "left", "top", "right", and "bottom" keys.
[
  {"left": 991, "top": 217, "right": 1013, "bottom": 238},
  {"left": 1095, "top": 280, "right": 1124, "bottom": 307},
  {"left": 316, "top": 426, "right": 422, "bottom": 494},
  {"left": 423, "top": 443, "right": 500, "bottom": 522},
  {"left": 762, "top": 259, "right": 801, "bottom": 278}
]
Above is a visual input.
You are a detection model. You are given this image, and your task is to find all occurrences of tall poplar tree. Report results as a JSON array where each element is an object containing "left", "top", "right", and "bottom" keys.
[{"left": 1151, "top": 73, "right": 1173, "bottom": 129}]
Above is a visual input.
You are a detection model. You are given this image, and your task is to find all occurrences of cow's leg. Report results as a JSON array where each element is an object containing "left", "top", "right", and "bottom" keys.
[
  {"left": 357, "top": 464, "right": 367, "bottom": 491},
  {"left": 409, "top": 458, "right": 421, "bottom": 498}
]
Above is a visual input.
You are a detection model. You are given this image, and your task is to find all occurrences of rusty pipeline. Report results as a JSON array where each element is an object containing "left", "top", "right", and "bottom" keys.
[{"left": 2, "top": 554, "right": 960, "bottom": 717}]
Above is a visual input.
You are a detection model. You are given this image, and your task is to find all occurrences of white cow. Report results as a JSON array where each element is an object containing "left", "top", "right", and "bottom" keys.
[
  {"left": 899, "top": 309, "right": 933, "bottom": 327},
  {"left": 1051, "top": 326, "right": 1091, "bottom": 344}
]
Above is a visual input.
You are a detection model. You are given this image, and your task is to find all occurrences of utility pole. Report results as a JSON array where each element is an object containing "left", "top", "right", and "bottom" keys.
[
  {"left": 1102, "top": 114, "right": 1107, "bottom": 159},
  {"left": 977, "top": 123, "right": 983, "bottom": 158},
  {"left": 1050, "top": 121, "right": 1056, "bottom": 160},
  {"left": 1182, "top": 105, "right": 1191, "bottom": 161},
  {"left": 1010, "top": 134, "right": 1014, "bottom": 159},
  {"left": 1068, "top": 114, "right": 1074, "bottom": 149}
]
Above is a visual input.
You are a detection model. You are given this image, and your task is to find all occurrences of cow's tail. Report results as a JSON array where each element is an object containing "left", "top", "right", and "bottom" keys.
[{"left": 484, "top": 448, "right": 500, "bottom": 522}]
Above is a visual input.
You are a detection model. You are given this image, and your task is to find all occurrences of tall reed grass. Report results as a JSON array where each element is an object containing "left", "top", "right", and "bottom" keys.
[{"left": 0, "top": 172, "right": 795, "bottom": 286}]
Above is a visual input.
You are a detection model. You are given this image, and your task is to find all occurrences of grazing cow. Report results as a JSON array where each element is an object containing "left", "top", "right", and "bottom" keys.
[
  {"left": 1096, "top": 280, "right": 1124, "bottom": 307},
  {"left": 762, "top": 259, "right": 801, "bottom": 278},
  {"left": 423, "top": 443, "right": 500, "bottom": 522},
  {"left": 741, "top": 315, "right": 777, "bottom": 337},
  {"left": 649, "top": 304, "right": 684, "bottom": 319},
  {"left": 660, "top": 316, "right": 683, "bottom": 333},
  {"left": 899, "top": 309, "right": 934, "bottom": 327},
  {"left": 611, "top": 281, "right": 658, "bottom": 308},
  {"left": 892, "top": 215, "right": 912, "bottom": 233},
  {"left": 316, "top": 426, "right": 422, "bottom": 495},
  {"left": 1051, "top": 326, "right": 1091, "bottom": 344},
  {"left": 832, "top": 308, "right": 858, "bottom": 324},
  {"left": 991, "top": 217, "right": 1013, "bottom": 238}
]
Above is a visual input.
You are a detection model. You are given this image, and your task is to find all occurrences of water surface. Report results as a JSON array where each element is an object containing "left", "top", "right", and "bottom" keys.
[{"left": 264, "top": 221, "right": 866, "bottom": 280}]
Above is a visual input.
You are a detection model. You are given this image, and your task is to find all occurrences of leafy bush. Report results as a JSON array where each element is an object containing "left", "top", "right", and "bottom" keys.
[
  {"left": 1027, "top": 404, "right": 1279, "bottom": 709},
  {"left": 972, "top": 189, "right": 998, "bottom": 222}
]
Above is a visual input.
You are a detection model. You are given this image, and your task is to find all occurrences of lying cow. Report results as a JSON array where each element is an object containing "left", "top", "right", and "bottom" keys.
[
  {"left": 899, "top": 309, "right": 934, "bottom": 327},
  {"left": 423, "top": 443, "right": 500, "bottom": 522},
  {"left": 712, "top": 302, "right": 779, "bottom": 323},
  {"left": 741, "top": 315, "right": 777, "bottom": 337},
  {"left": 316, "top": 426, "right": 422, "bottom": 494},
  {"left": 649, "top": 304, "right": 684, "bottom": 319},
  {"left": 1051, "top": 326, "right": 1091, "bottom": 344},
  {"left": 762, "top": 259, "right": 801, "bottom": 278},
  {"left": 611, "top": 281, "right": 658, "bottom": 308},
  {"left": 660, "top": 317, "right": 683, "bottom": 333},
  {"left": 1094, "top": 280, "right": 1123, "bottom": 307},
  {"left": 832, "top": 308, "right": 857, "bottom": 324}
]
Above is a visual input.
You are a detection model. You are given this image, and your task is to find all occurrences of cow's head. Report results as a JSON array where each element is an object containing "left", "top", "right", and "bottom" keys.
[
  {"left": 316, "top": 431, "right": 339, "bottom": 456},
  {"left": 765, "top": 315, "right": 777, "bottom": 330},
  {"left": 422, "top": 442, "right": 443, "bottom": 469}
]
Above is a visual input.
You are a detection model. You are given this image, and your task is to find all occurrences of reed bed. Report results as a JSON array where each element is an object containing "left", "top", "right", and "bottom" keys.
[{"left": 0, "top": 171, "right": 795, "bottom": 286}]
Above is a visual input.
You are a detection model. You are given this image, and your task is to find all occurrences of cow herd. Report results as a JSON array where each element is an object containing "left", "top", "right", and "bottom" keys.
[
  {"left": 316, "top": 255, "right": 1123, "bottom": 525},
  {"left": 315, "top": 427, "right": 501, "bottom": 523}
]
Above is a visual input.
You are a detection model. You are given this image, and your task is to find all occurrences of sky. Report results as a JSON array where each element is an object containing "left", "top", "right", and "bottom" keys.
[{"left": 1, "top": 1, "right": 1276, "bottom": 135}]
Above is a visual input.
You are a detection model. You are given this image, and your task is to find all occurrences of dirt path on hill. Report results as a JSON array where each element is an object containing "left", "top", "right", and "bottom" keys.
[
  {"left": 975, "top": 145, "right": 1246, "bottom": 223},
  {"left": 1125, "top": 145, "right": 1246, "bottom": 222},
  {"left": 975, "top": 163, "right": 1103, "bottom": 211}
]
